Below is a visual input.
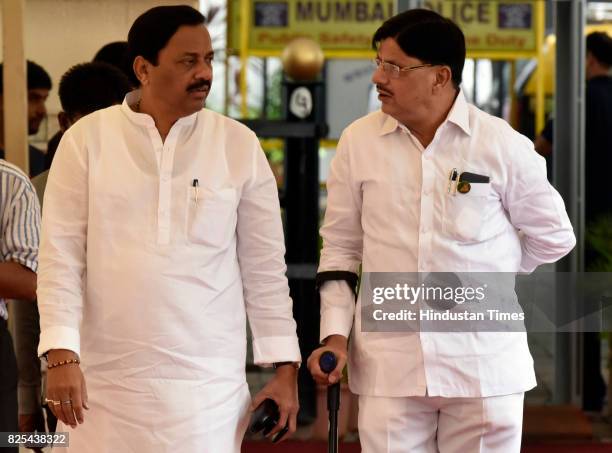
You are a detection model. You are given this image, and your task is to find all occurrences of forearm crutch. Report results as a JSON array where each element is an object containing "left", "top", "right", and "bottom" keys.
[{"left": 320, "top": 351, "right": 340, "bottom": 453}]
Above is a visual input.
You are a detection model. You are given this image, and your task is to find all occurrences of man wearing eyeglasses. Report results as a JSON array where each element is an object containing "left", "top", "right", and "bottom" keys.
[{"left": 308, "top": 9, "right": 576, "bottom": 453}]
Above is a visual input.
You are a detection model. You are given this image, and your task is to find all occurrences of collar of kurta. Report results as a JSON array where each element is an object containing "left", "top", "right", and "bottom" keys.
[
  {"left": 121, "top": 89, "right": 198, "bottom": 129},
  {"left": 379, "top": 88, "right": 472, "bottom": 137}
]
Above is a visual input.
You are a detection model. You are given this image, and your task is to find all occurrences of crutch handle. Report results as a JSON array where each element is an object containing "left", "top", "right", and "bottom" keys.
[{"left": 319, "top": 351, "right": 337, "bottom": 374}]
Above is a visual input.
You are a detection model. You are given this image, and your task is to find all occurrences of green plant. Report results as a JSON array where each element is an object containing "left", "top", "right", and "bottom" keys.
[
  {"left": 585, "top": 214, "right": 612, "bottom": 272},
  {"left": 266, "top": 67, "right": 283, "bottom": 119}
]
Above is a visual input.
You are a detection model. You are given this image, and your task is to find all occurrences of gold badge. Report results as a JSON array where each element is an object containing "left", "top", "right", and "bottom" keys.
[{"left": 457, "top": 181, "right": 471, "bottom": 194}]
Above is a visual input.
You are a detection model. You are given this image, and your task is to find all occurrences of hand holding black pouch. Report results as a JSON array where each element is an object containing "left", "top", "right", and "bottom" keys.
[{"left": 249, "top": 398, "right": 289, "bottom": 443}]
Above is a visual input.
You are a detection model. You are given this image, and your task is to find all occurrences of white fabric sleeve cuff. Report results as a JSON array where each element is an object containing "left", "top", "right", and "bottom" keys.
[
  {"left": 252, "top": 335, "right": 301, "bottom": 368},
  {"left": 38, "top": 325, "right": 80, "bottom": 358},
  {"left": 320, "top": 307, "right": 354, "bottom": 342},
  {"left": 319, "top": 281, "right": 355, "bottom": 342}
]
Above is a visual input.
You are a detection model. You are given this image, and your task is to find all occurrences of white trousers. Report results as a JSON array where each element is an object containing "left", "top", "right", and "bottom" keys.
[{"left": 358, "top": 393, "right": 524, "bottom": 453}]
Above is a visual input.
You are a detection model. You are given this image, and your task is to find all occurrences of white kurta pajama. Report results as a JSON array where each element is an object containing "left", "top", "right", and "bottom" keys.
[
  {"left": 319, "top": 91, "right": 576, "bottom": 452},
  {"left": 37, "top": 92, "right": 301, "bottom": 452}
]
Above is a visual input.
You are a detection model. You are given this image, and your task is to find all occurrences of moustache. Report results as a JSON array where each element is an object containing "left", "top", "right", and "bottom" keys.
[
  {"left": 376, "top": 85, "right": 392, "bottom": 96},
  {"left": 187, "top": 80, "right": 211, "bottom": 92}
]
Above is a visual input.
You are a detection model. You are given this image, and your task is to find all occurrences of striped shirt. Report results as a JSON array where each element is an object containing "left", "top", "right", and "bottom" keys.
[{"left": 0, "top": 159, "right": 41, "bottom": 319}]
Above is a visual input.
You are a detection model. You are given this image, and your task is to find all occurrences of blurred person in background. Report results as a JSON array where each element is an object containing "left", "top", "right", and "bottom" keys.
[
  {"left": 535, "top": 31, "right": 612, "bottom": 412},
  {"left": 93, "top": 41, "right": 138, "bottom": 88},
  {"left": 0, "top": 158, "right": 40, "bottom": 453},
  {"left": 0, "top": 60, "right": 51, "bottom": 177}
]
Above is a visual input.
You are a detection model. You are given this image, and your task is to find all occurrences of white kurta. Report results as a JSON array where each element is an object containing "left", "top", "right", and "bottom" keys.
[
  {"left": 319, "top": 91, "right": 576, "bottom": 398},
  {"left": 37, "top": 92, "right": 301, "bottom": 452}
]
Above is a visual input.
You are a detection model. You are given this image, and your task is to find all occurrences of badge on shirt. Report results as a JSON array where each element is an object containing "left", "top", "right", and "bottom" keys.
[
  {"left": 457, "top": 172, "right": 490, "bottom": 194},
  {"left": 457, "top": 181, "right": 471, "bottom": 193}
]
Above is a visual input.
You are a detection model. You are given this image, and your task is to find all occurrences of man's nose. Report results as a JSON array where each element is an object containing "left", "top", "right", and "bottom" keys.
[
  {"left": 371, "top": 65, "right": 388, "bottom": 85},
  {"left": 195, "top": 62, "right": 212, "bottom": 82},
  {"left": 36, "top": 102, "right": 47, "bottom": 117}
]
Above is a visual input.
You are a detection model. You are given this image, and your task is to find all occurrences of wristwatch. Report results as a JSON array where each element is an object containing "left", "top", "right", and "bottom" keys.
[{"left": 273, "top": 361, "right": 299, "bottom": 370}]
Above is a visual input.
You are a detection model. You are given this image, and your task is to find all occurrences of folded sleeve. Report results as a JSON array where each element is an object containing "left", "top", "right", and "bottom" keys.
[
  {"left": 318, "top": 130, "right": 363, "bottom": 341},
  {"left": 503, "top": 133, "right": 576, "bottom": 273},
  {"left": 37, "top": 132, "right": 88, "bottom": 357},
  {"left": 1, "top": 172, "right": 40, "bottom": 272},
  {"left": 236, "top": 134, "right": 300, "bottom": 367}
]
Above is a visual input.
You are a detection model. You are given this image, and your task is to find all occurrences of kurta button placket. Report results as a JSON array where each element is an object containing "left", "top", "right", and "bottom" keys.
[
  {"left": 153, "top": 127, "right": 179, "bottom": 246},
  {"left": 419, "top": 151, "right": 435, "bottom": 272}
]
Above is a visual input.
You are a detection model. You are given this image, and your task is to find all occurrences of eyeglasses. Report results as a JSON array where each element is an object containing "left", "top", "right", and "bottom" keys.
[{"left": 372, "top": 58, "right": 435, "bottom": 79}]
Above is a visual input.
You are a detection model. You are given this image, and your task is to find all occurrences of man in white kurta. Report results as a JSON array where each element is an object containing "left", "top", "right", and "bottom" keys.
[
  {"left": 308, "top": 9, "right": 576, "bottom": 453},
  {"left": 37, "top": 6, "right": 300, "bottom": 452}
]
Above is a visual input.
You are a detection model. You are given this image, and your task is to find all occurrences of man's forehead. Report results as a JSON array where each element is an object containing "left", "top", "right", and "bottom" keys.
[
  {"left": 165, "top": 24, "right": 212, "bottom": 53},
  {"left": 378, "top": 38, "right": 419, "bottom": 64},
  {"left": 28, "top": 88, "right": 49, "bottom": 99}
]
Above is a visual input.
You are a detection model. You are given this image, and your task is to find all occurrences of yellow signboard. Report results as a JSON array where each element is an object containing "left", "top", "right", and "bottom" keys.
[
  {"left": 228, "top": 0, "right": 396, "bottom": 51},
  {"left": 418, "top": 0, "right": 538, "bottom": 53}
]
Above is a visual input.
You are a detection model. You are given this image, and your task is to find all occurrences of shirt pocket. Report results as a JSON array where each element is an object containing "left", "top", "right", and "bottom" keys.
[
  {"left": 186, "top": 187, "right": 238, "bottom": 247},
  {"left": 444, "top": 182, "right": 491, "bottom": 243}
]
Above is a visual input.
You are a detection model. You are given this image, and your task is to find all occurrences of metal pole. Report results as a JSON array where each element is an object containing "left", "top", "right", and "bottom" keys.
[
  {"left": 534, "top": 0, "right": 547, "bottom": 135},
  {"left": 553, "top": 0, "right": 585, "bottom": 405},
  {"left": 262, "top": 58, "right": 268, "bottom": 118}
]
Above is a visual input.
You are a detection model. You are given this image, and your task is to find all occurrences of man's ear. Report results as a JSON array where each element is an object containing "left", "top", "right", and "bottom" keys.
[
  {"left": 133, "top": 56, "right": 150, "bottom": 86},
  {"left": 432, "top": 66, "right": 453, "bottom": 93},
  {"left": 58, "top": 111, "right": 70, "bottom": 133}
]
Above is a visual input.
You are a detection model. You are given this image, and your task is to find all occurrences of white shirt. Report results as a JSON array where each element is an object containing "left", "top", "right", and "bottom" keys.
[
  {"left": 319, "top": 91, "right": 576, "bottom": 398},
  {"left": 36, "top": 92, "right": 300, "bottom": 449}
]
